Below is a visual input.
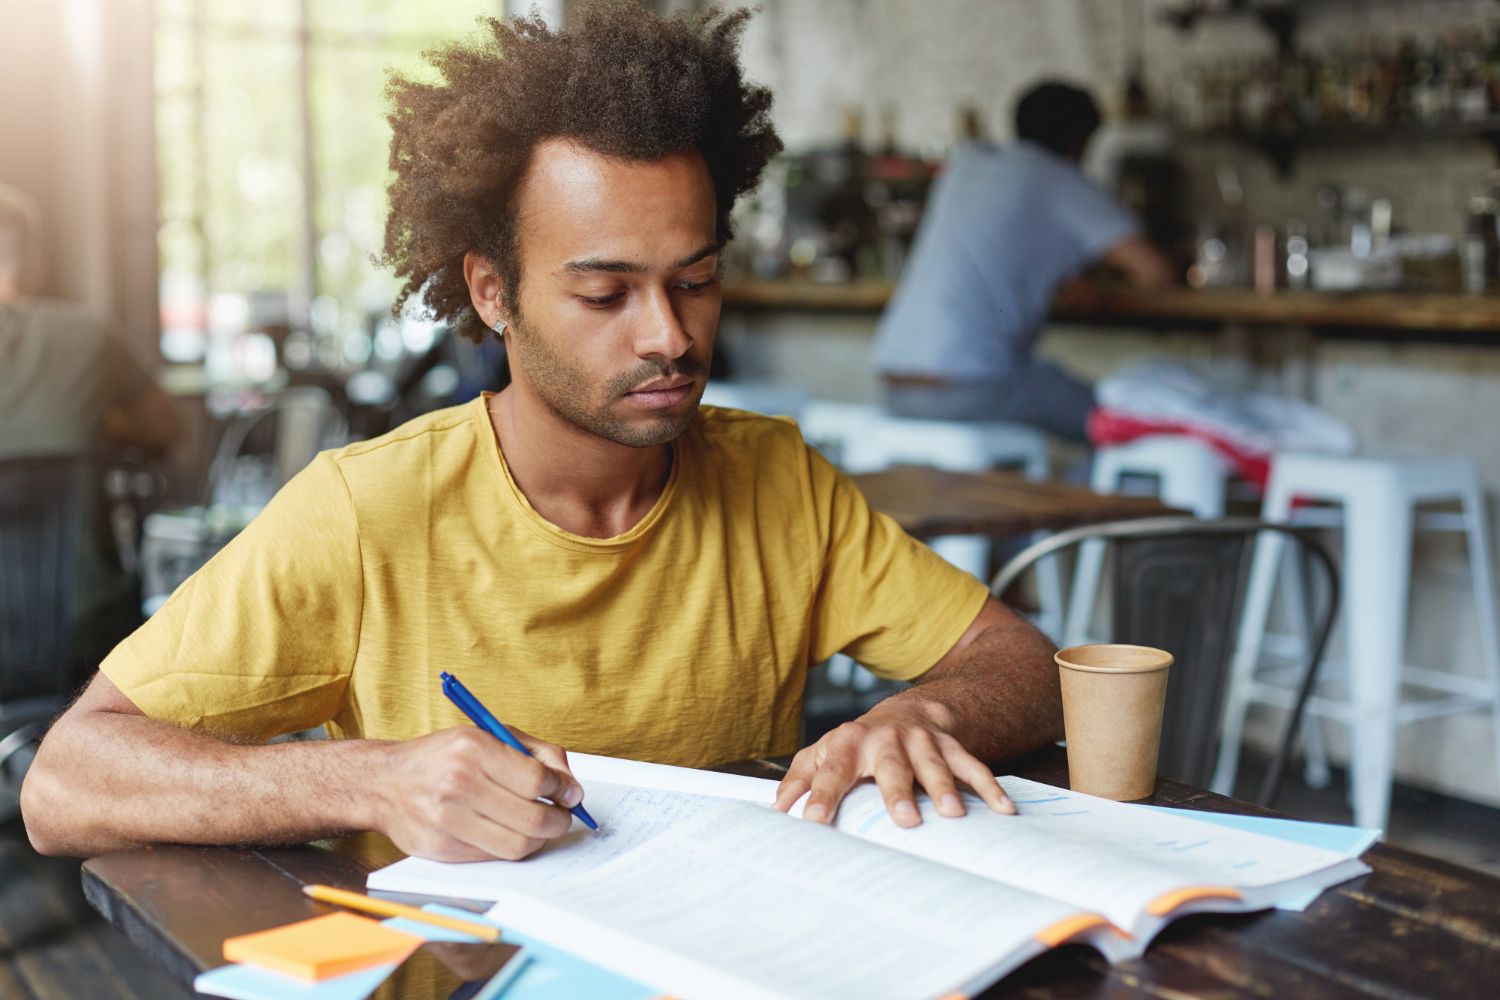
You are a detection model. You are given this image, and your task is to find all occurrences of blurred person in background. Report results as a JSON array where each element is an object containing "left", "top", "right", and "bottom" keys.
[
  {"left": 873, "top": 82, "right": 1175, "bottom": 443},
  {"left": 0, "top": 182, "right": 181, "bottom": 673}
]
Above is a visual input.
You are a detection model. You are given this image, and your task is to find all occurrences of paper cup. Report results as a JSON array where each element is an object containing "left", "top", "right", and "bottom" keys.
[{"left": 1055, "top": 644, "right": 1173, "bottom": 801}]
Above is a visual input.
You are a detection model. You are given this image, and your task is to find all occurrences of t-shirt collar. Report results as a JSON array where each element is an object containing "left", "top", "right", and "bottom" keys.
[{"left": 470, "top": 392, "right": 684, "bottom": 552}]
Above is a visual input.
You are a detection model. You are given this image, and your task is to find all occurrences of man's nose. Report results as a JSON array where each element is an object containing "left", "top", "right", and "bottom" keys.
[{"left": 632, "top": 285, "right": 693, "bottom": 361}]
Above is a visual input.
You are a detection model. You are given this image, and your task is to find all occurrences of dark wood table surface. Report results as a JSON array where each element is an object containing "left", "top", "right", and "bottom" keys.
[
  {"left": 851, "top": 465, "right": 1182, "bottom": 540},
  {"left": 82, "top": 744, "right": 1500, "bottom": 999}
]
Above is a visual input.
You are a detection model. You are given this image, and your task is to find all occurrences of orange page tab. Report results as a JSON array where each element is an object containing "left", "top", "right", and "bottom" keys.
[
  {"left": 1032, "top": 913, "right": 1116, "bottom": 948},
  {"left": 1146, "top": 886, "right": 1243, "bottom": 916},
  {"left": 223, "top": 911, "right": 422, "bottom": 981}
]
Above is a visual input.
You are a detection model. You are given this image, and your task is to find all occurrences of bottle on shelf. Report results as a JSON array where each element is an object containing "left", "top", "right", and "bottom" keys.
[
  {"left": 1170, "top": 26, "right": 1500, "bottom": 136},
  {"left": 1285, "top": 220, "right": 1310, "bottom": 291},
  {"left": 1464, "top": 189, "right": 1500, "bottom": 295}
]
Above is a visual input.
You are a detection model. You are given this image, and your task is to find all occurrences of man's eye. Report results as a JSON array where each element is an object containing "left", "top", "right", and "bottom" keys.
[
  {"left": 677, "top": 276, "right": 718, "bottom": 292},
  {"left": 579, "top": 291, "right": 625, "bottom": 306}
]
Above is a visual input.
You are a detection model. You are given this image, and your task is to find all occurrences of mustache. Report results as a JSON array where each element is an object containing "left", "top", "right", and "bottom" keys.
[{"left": 606, "top": 355, "right": 710, "bottom": 397}]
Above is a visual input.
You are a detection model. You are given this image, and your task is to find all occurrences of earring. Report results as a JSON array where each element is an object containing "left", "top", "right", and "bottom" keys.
[{"left": 492, "top": 319, "right": 506, "bottom": 336}]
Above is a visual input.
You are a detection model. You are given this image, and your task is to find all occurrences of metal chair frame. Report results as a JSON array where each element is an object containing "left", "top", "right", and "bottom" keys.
[
  {"left": 0, "top": 453, "right": 86, "bottom": 775},
  {"left": 991, "top": 515, "right": 1340, "bottom": 809}
]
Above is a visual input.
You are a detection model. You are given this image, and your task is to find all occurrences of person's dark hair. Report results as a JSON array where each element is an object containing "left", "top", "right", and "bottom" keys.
[
  {"left": 1013, "top": 81, "right": 1101, "bottom": 157},
  {"left": 382, "top": 0, "right": 783, "bottom": 342}
]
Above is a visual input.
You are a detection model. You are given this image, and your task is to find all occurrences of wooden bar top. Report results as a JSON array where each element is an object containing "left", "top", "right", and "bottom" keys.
[
  {"left": 81, "top": 746, "right": 1500, "bottom": 999},
  {"left": 1050, "top": 286, "right": 1500, "bottom": 334},
  {"left": 721, "top": 279, "right": 1500, "bottom": 335}
]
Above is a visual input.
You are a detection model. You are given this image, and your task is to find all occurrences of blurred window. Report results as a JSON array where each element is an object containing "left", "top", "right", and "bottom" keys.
[{"left": 155, "top": 0, "right": 501, "bottom": 375}]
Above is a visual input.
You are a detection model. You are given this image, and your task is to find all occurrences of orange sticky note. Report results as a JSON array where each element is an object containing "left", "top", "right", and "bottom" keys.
[{"left": 222, "top": 912, "right": 422, "bottom": 981}]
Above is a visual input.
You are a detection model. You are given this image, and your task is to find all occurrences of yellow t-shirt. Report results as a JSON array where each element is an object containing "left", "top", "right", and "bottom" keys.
[{"left": 102, "top": 396, "right": 990, "bottom": 767}]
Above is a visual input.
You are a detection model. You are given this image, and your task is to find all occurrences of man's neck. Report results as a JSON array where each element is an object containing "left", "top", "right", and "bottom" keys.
[{"left": 487, "top": 385, "right": 674, "bottom": 540}]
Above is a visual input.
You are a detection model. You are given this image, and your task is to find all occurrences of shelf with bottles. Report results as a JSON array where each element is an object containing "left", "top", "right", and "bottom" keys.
[
  {"left": 1168, "top": 26, "right": 1500, "bottom": 172},
  {"left": 1159, "top": 1, "right": 1487, "bottom": 56}
]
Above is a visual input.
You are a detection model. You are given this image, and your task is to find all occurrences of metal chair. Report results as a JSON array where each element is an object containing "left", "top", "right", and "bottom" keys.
[
  {"left": 991, "top": 516, "right": 1340, "bottom": 808},
  {"left": 0, "top": 454, "right": 85, "bottom": 801}
]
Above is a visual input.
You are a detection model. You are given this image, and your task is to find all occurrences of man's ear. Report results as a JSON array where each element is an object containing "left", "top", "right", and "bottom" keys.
[{"left": 462, "top": 251, "right": 510, "bottom": 330}]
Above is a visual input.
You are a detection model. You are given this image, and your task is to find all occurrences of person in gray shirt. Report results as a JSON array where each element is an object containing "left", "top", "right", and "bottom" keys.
[
  {"left": 873, "top": 82, "right": 1173, "bottom": 442},
  {"left": 0, "top": 182, "right": 181, "bottom": 670}
]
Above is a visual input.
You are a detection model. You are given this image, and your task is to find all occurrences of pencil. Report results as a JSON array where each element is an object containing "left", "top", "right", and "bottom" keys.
[{"left": 302, "top": 884, "right": 503, "bottom": 943}]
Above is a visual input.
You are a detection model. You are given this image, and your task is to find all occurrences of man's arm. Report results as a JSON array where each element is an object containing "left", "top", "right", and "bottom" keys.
[
  {"left": 21, "top": 672, "right": 585, "bottom": 860},
  {"left": 1100, "top": 235, "right": 1175, "bottom": 291},
  {"left": 773, "top": 597, "right": 1062, "bottom": 827},
  {"left": 104, "top": 382, "right": 182, "bottom": 452}
]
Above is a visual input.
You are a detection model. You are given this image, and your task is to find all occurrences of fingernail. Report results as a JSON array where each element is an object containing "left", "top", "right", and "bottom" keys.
[
  {"left": 895, "top": 799, "right": 918, "bottom": 821},
  {"left": 804, "top": 803, "right": 827, "bottom": 823},
  {"left": 940, "top": 793, "right": 963, "bottom": 814},
  {"left": 561, "top": 785, "right": 582, "bottom": 807}
]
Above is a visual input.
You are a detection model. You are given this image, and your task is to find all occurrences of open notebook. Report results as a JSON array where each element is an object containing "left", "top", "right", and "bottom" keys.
[{"left": 369, "top": 754, "right": 1369, "bottom": 1000}]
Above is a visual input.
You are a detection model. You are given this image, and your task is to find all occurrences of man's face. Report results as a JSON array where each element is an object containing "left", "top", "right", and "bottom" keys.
[{"left": 493, "top": 138, "right": 721, "bottom": 448}]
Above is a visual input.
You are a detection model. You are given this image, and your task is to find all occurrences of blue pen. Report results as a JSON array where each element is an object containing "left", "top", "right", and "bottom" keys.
[{"left": 440, "top": 671, "right": 599, "bottom": 831}]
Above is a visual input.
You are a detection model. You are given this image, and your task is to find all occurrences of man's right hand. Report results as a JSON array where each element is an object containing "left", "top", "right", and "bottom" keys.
[
  {"left": 22, "top": 672, "right": 588, "bottom": 860},
  {"left": 374, "top": 726, "right": 584, "bottom": 863}
]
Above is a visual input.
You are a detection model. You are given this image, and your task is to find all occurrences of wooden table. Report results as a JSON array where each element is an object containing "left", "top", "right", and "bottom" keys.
[
  {"left": 81, "top": 745, "right": 1500, "bottom": 999},
  {"left": 851, "top": 465, "right": 1181, "bottom": 540}
]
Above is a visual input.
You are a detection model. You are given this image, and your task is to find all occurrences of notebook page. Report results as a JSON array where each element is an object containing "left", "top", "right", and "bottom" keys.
[
  {"left": 367, "top": 781, "right": 727, "bottom": 900},
  {"left": 488, "top": 801, "right": 1100, "bottom": 1000},
  {"left": 822, "top": 777, "right": 1352, "bottom": 937},
  {"left": 1141, "top": 805, "right": 1379, "bottom": 911},
  {"left": 565, "top": 753, "right": 781, "bottom": 803}
]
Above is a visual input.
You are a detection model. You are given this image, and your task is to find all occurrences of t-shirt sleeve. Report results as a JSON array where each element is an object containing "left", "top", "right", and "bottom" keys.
[
  {"left": 806, "top": 449, "right": 992, "bottom": 681},
  {"left": 101, "top": 453, "right": 362, "bottom": 740},
  {"left": 1050, "top": 165, "right": 1142, "bottom": 263},
  {"left": 96, "top": 332, "right": 154, "bottom": 407}
]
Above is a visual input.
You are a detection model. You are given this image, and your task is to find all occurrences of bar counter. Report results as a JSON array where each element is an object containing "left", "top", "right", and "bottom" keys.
[{"left": 721, "top": 280, "right": 1500, "bottom": 339}]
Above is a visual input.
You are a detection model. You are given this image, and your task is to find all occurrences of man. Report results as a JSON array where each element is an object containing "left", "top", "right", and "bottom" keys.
[
  {"left": 0, "top": 183, "right": 181, "bottom": 669},
  {"left": 873, "top": 82, "right": 1175, "bottom": 443},
  {"left": 23, "top": 1, "right": 1061, "bottom": 864}
]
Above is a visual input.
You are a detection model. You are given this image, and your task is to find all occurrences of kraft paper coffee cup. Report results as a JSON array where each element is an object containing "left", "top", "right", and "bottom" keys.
[{"left": 1054, "top": 644, "right": 1173, "bottom": 801}]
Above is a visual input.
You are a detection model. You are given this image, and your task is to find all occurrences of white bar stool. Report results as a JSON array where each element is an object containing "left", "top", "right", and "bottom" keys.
[
  {"left": 1212, "top": 451, "right": 1500, "bottom": 831},
  {"left": 1063, "top": 435, "right": 1232, "bottom": 647},
  {"left": 799, "top": 403, "right": 1049, "bottom": 479}
]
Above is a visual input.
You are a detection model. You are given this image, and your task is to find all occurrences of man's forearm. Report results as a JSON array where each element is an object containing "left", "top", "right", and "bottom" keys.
[
  {"left": 22, "top": 709, "right": 386, "bottom": 857},
  {"left": 880, "top": 617, "right": 1063, "bottom": 764}
]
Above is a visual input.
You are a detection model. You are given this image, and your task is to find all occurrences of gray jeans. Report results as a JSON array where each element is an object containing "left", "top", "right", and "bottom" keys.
[{"left": 881, "top": 361, "right": 1096, "bottom": 443}]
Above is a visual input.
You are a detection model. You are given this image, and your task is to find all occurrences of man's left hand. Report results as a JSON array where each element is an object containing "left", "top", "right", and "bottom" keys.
[
  {"left": 771, "top": 597, "right": 1063, "bottom": 828},
  {"left": 771, "top": 697, "right": 1015, "bottom": 828}
]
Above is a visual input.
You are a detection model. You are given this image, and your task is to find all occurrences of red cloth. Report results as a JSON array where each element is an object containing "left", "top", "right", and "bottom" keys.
[{"left": 1087, "top": 406, "right": 1271, "bottom": 491}]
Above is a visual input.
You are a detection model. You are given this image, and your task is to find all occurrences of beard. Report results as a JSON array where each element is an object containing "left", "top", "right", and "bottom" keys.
[{"left": 505, "top": 311, "right": 709, "bottom": 448}]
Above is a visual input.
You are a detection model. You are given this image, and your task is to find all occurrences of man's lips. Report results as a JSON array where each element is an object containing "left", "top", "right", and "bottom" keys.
[{"left": 624, "top": 375, "right": 696, "bottom": 410}]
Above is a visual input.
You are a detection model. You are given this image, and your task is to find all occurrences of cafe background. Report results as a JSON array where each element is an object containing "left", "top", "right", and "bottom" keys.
[{"left": 3, "top": 0, "right": 1500, "bottom": 811}]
